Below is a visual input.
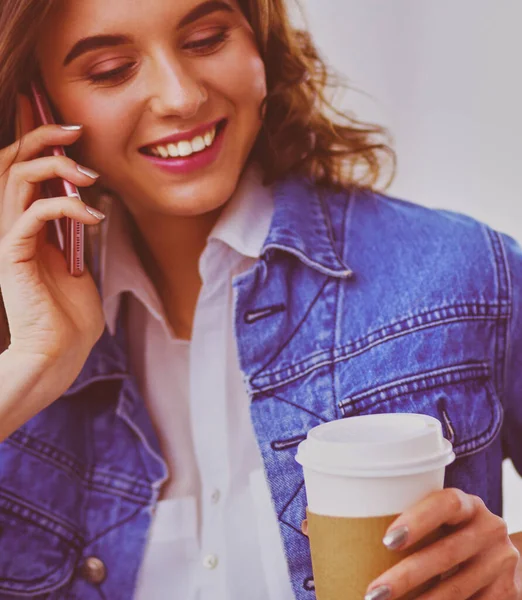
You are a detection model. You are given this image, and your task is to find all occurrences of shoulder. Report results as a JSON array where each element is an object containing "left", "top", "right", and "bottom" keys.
[
  {"left": 310, "top": 182, "right": 522, "bottom": 303},
  {"left": 324, "top": 184, "right": 492, "bottom": 247}
]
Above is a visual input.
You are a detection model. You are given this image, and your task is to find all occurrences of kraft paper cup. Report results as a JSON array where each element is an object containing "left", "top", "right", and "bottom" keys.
[{"left": 295, "top": 413, "right": 455, "bottom": 600}]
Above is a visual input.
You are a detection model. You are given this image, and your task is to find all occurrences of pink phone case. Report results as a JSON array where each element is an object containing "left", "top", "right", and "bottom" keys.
[{"left": 29, "top": 80, "right": 84, "bottom": 276}]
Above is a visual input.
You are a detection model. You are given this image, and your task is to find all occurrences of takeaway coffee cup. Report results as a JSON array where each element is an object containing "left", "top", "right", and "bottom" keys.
[{"left": 295, "top": 413, "right": 456, "bottom": 600}]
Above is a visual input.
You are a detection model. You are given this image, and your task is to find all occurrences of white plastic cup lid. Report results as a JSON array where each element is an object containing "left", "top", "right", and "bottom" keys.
[{"left": 295, "top": 413, "right": 455, "bottom": 478}]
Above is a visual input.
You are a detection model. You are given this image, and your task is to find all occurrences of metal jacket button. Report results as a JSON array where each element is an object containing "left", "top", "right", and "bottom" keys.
[{"left": 81, "top": 556, "right": 107, "bottom": 584}]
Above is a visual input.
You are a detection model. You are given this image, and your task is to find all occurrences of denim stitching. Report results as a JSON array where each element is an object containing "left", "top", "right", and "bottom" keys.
[
  {"left": 254, "top": 302, "right": 506, "bottom": 381},
  {"left": 280, "top": 519, "right": 305, "bottom": 536},
  {"left": 0, "top": 489, "right": 81, "bottom": 540},
  {"left": 339, "top": 362, "right": 490, "bottom": 409},
  {"left": 487, "top": 228, "right": 505, "bottom": 396},
  {"left": 85, "top": 505, "right": 143, "bottom": 546},
  {"left": 488, "top": 229, "right": 511, "bottom": 401},
  {"left": 275, "top": 302, "right": 507, "bottom": 375},
  {"left": 254, "top": 390, "right": 327, "bottom": 422},
  {"left": 5, "top": 433, "right": 151, "bottom": 502},
  {"left": 342, "top": 372, "right": 503, "bottom": 457},
  {"left": 0, "top": 558, "right": 75, "bottom": 595},
  {"left": 278, "top": 481, "right": 304, "bottom": 520},
  {"left": 251, "top": 279, "right": 329, "bottom": 383},
  {"left": 251, "top": 313, "right": 500, "bottom": 394},
  {"left": 332, "top": 192, "right": 350, "bottom": 419},
  {"left": 0, "top": 561, "right": 65, "bottom": 585},
  {"left": 317, "top": 187, "right": 349, "bottom": 270}
]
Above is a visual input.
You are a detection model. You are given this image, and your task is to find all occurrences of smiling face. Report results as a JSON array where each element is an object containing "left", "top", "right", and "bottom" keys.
[{"left": 36, "top": 0, "right": 267, "bottom": 218}]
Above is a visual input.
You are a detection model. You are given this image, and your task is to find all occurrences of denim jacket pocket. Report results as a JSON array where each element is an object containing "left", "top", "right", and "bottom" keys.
[
  {"left": 0, "top": 492, "right": 80, "bottom": 597},
  {"left": 338, "top": 362, "right": 503, "bottom": 459}
]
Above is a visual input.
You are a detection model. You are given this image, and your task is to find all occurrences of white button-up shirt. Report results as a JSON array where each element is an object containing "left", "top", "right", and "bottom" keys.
[{"left": 99, "top": 166, "right": 294, "bottom": 600}]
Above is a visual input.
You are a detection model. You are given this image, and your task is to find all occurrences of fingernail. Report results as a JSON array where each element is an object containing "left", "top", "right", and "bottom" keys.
[
  {"left": 77, "top": 165, "right": 99, "bottom": 179},
  {"left": 364, "top": 585, "right": 392, "bottom": 600},
  {"left": 85, "top": 205, "right": 105, "bottom": 220},
  {"left": 60, "top": 124, "right": 83, "bottom": 131},
  {"left": 383, "top": 525, "right": 409, "bottom": 550}
]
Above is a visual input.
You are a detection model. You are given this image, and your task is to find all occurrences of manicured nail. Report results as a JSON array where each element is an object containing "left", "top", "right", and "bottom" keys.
[
  {"left": 383, "top": 525, "right": 409, "bottom": 550},
  {"left": 60, "top": 124, "right": 83, "bottom": 131},
  {"left": 84, "top": 205, "right": 105, "bottom": 220},
  {"left": 77, "top": 165, "right": 99, "bottom": 179},
  {"left": 364, "top": 585, "right": 392, "bottom": 600}
]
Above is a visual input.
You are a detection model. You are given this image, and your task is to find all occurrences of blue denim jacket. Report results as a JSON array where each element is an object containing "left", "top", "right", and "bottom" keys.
[{"left": 1, "top": 176, "right": 522, "bottom": 599}]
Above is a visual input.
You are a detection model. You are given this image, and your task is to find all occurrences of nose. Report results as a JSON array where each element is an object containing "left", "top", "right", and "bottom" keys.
[{"left": 147, "top": 56, "right": 208, "bottom": 120}]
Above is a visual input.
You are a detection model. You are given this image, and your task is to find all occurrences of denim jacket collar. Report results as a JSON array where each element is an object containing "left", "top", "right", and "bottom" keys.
[
  {"left": 262, "top": 177, "right": 353, "bottom": 278},
  {"left": 64, "top": 175, "right": 352, "bottom": 394},
  {"left": 62, "top": 298, "right": 130, "bottom": 397}
]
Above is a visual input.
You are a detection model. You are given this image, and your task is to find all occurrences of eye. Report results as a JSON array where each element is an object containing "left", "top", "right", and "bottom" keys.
[
  {"left": 183, "top": 29, "right": 229, "bottom": 55},
  {"left": 88, "top": 63, "right": 135, "bottom": 85}
]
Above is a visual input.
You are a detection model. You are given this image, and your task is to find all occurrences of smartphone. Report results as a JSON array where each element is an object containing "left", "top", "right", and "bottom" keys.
[{"left": 29, "top": 79, "right": 85, "bottom": 276}]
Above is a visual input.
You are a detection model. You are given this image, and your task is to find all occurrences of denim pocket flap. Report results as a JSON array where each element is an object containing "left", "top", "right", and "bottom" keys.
[
  {"left": 0, "top": 493, "right": 80, "bottom": 596},
  {"left": 338, "top": 362, "right": 503, "bottom": 458}
]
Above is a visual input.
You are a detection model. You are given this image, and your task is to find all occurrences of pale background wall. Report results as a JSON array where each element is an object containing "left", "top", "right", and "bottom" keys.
[{"left": 297, "top": 0, "right": 522, "bottom": 531}]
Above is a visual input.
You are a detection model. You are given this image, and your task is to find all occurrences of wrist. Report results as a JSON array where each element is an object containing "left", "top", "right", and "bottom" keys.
[{"left": 0, "top": 349, "right": 52, "bottom": 441}]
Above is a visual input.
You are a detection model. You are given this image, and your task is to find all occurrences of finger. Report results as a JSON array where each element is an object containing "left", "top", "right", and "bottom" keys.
[
  {"left": 414, "top": 546, "right": 520, "bottom": 600},
  {"left": 366, "top": 513, "right": 507, "bottom": 598},
  {"left": 1, "top": 156, "right": 99, "bottom": 231},
  {"left": 382, "top": 489, "right": 484, "bottom": 552},
  {"left": 469, "top": 569, "right": 521, "bottom": 600},
  {"left": 301, "top": 519, "right": 308, "bottom": 536},
  {"left": 0, "top": 122, "right": 83, "bottom": 173},
  {"left": 0, "top": 196, "right": 104, "bottom": 269}
]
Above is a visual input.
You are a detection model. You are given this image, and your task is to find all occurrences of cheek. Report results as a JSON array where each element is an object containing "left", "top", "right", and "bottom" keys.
[
  {"left": 59, "top": 95, "right": 132, "bottom": 164},
  {"left": 206, "top": 49, "right": 267, "bottom": 115}
]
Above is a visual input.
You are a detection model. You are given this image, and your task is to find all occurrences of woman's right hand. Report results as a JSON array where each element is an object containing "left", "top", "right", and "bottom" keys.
[{"left": 0, "top": 94, "right": 107, "bottom": 410}]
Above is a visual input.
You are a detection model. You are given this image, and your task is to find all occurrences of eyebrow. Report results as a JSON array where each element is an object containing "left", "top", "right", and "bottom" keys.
[{"left": 62, "top": 0, "right": 235, "bottom": 67}]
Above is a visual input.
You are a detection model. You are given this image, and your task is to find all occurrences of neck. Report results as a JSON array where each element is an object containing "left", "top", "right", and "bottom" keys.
[{"left": 128, "top": 206, "right": 223, "bottom": 340}]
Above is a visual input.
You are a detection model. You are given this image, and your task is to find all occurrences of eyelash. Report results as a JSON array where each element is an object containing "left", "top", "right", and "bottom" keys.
[{"left": 88, "top": 30, "right": 230, "bottom": 85}]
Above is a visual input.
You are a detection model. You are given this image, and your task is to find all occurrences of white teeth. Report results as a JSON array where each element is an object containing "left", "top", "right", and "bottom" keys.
[
  {"left": 167, "top": 143, "right": 179, "bottom": 158},
  {"left": 147, "top": 125, "right": 218, "bottom": 158},
  {"left": 177, "top": 141, "right": 193, "bottom": 157},
  {"left": 191, "top": 136, "right": 205, "bottom": 152}
]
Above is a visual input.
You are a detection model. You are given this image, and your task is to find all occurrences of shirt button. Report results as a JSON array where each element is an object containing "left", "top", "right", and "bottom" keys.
[
  {"left": 210, "top": 489, "right": 221, "bottom": 504},
  {"left": 202, "top": 554, "right": 219, "bottom": 570},
  {"left": 80, "top": 556, "right": 107, "bottom": 584}
]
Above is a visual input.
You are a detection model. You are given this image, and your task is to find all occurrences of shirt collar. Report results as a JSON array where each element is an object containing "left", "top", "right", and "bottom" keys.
[
  {"left": 100, "top": 163, "right": 274, "bottom": 335},
  {"left": 209, "top": 163, "right": 273, "bottom": 259}
]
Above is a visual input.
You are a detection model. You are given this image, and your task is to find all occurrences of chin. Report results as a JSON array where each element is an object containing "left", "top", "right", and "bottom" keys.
[
  {"left": 154, "top": 185, "right": 232, "bottom": 217},
  {"left": 160, "top": 171, "right": 241, "bottom": 213}
]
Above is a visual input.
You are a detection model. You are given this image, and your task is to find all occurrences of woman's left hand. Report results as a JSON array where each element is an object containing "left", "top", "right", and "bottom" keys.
[{"left": 364, "top": 488, "right": 522, "bottom": 600}]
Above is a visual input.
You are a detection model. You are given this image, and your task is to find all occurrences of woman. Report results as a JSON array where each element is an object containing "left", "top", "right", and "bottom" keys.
[{"left": 0, "top": 0, "right": 521, "bottom": 599}]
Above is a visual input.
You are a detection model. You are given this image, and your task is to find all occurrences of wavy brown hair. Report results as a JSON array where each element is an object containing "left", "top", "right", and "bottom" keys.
[{"left": 0, "top": 0, "right": 395, "bottom": 349}]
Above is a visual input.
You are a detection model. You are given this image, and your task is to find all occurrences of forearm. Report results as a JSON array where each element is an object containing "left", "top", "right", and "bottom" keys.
[{"left": 0, "top": 349, "right": 51, "bottom": 442}]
